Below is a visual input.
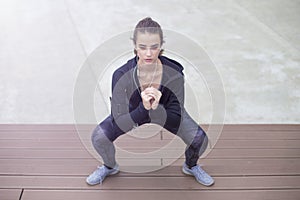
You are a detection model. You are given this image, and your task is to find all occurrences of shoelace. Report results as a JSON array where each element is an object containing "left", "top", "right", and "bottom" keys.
[
  {"left": 193, "top": 166, "right": 210, "bottom": 180},
  {"left": 91, "top": 166, "right": 108, "bottom": 184}
]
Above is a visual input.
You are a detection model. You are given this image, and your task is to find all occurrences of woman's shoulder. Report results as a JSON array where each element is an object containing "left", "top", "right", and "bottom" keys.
[
  {"left": 160, "top": 55, "right": 184, "bottom": 72},
  {"left": 113, "top": 57, "right": 137, "bottom": 75}
]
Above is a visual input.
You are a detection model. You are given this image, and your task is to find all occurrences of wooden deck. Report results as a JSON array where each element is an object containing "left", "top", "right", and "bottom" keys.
[{"left": 0, "top": 124, "right": 300, "bottom": 200}]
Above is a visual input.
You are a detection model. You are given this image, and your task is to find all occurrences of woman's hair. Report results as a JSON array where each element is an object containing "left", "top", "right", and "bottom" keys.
[{"left": 132, "top": 17, "right": 164, "bottom": 55}]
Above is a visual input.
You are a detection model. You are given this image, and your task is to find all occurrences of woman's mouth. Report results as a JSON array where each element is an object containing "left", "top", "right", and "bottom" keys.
[{"left": 144, "top": 59, "right": 153, "bottom": 63}]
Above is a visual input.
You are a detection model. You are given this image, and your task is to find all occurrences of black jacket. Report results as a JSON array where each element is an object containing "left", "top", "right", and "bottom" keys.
[{"left": 110, "top": 55, "right": 185, "bottom": 134}]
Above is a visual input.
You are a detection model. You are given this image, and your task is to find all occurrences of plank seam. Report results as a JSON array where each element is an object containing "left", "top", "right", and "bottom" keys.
[{"left": 18, "top": 188, "right": 24, "bottom": 200}]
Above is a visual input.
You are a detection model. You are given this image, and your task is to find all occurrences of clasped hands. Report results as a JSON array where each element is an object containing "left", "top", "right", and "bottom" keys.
[{"left": 141, "top": 87, "right": 162, "bottom": 110}]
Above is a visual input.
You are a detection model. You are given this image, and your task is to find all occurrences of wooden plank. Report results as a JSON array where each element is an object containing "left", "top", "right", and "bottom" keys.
[
  {"left": 206, "top": 148, "right": 300, "bottom": 158},
  {"left": 218, "top": 131, "right": 300, "bottom": 140},
  {"left": 117, "top": 139, "right": 300, "bottom": 149},
  {"left": 163, "top": 158, "right": 300, "bottom": 176},
  {"left": 0, "top": 149, "right": 92, "bottom": 159},
  {"left": 0, "top": 139, "right": 168, "bottom": 149},
  {"left": 0, "top": 124, "right": 164, "bottom": 131},
  {"left": 1, "top": 175, "right": 300, "bottom": 190},
  {"left": 0, "top": 148, "right": 299, "bottom": 159},
  {"left": 0, "top": 132, "right": 163, "bottom": 144},
  {"left": 0, "top": 148, "right": 185, "bottom": 159},
  {"left": 201, "top": 124, "right": 300, "bottom": 131},
  {"left": 0, "top": 139, "right": 84, "bottom": 149},
  {"left": 213, "top": 139, "right": 300, "bottom": 149},
  {"left": 0, "top": 124, "right": 299, "bottom": 131},
  {"left": 0, "top": 158, "right": 163, "bottom": 176},
  {"left": 0, "top": 130, "right": 80, "bottom": 139},
  {"left": 120, "top": 134, "right": 300, "bottom": 148},
  {"left": 1, "top": 138, "right": 299, "bottom": 149},
  {"left": 162, "top": 130, "right": 300, "bottom": 140},
  {"left": 1, "top": 129, "right": 300, "bottom": 140},
  {"left": 0, "top": 189, "right": 22, "bottom": 200},
  {"left": 0, "top": 124, "right": 90, "bottom": 131},
  {"left": 0, "top": 158, "right": 299, "bottom": 176},
  {"left": 21, "top": 189, "right": 300, "bottom": 200}
]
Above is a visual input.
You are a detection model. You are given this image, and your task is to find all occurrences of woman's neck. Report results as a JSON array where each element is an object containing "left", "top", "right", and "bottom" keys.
[
  {"left": 137, "top": 59, "right": 161, "bottom": 72},
  {"left": 137, "top": 58, "right": 163, "bottom": 90}
]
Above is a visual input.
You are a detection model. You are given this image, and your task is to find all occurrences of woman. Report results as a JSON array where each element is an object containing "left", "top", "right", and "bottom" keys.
[{"left": 86, "top": 17, "right": 214, "bottom": 186}]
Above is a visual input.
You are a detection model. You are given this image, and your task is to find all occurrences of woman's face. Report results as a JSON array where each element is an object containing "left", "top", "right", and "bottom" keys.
[{"left": 135, "top": 32, "right": 161, "bottom": 65}]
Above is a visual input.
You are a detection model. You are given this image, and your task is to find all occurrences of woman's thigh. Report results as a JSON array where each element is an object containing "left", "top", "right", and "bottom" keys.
[{"left": 96, "top": 115, "right": 126, "bottom": 142}]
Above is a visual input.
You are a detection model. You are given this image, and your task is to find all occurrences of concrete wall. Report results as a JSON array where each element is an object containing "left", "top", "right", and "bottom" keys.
[{"left": 0, "top": 0, "right": 299, "bottom": 124}]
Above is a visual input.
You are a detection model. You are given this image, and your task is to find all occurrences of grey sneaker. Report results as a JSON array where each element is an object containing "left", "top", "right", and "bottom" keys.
[
  {"left": 182, "top": 163, "right": 214, "bottom": 186},
  {"left": 86, "top": 165, "right": 119, "bottom": 185}
]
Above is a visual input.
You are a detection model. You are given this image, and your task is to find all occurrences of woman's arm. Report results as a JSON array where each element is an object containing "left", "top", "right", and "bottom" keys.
[{"left": 110, "top": 70, "right": 150, "bottom": 133}]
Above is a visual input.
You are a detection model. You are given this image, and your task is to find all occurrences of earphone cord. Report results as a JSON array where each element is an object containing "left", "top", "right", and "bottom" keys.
[{"left": 133, "top": 65, "right": 141, "bottom": 96}]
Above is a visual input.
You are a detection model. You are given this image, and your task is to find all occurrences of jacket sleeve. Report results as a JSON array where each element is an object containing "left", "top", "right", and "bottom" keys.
[{"left": 111, "top": 70, "right": 150, "bottom": 133}]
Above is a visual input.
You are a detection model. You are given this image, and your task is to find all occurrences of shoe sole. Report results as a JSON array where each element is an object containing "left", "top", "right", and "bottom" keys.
[{"left": 110, "top": 168, "right": 120, "bottom": 175}]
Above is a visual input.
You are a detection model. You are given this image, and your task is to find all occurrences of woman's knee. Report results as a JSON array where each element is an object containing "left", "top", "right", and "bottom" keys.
[{"left": 91, "top": 125, "right": 111, "bottom": 147}]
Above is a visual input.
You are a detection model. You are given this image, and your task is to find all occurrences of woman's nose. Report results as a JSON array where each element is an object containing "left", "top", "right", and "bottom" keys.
[{"left": 146, "top": 48, "right": 152, "bottom": 56}]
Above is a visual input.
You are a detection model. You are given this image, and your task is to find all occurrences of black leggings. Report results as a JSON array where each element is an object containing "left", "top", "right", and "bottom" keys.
[{"left": 91, "top": 110, "right": 208, "bottom": 168}]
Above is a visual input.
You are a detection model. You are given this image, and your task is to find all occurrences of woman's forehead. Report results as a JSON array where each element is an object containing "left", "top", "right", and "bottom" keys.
[{"left": 136, "top": 32, "right": 161, "bottom": 44}]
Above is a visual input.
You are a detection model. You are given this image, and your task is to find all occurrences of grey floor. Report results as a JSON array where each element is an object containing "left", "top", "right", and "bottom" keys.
[{"left": 0, "top": 0, "right": 299, "bottom": 123}]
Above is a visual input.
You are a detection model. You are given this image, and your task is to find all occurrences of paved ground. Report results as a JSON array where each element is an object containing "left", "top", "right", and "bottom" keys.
[{"left": 0, "top": 0, "right": 299, "bottom": 123}]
